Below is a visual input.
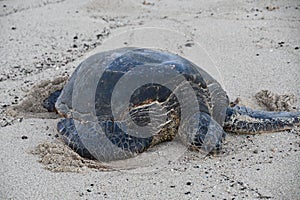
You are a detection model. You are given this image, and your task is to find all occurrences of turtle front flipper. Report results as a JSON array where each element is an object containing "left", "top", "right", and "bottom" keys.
[
  {"left": 224, "top": 106, "right": 300, "bottom": 134},
  {"left": 57, "top": 118, "right": 96, "bottom": 159},
  {"left": 57, "top": 118, "right": 154, "bottom": 161}
]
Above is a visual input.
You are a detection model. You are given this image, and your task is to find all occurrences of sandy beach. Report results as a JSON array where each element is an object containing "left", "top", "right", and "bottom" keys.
[{"left": 1, "top": 0, "right": 299, "bottom": 199}]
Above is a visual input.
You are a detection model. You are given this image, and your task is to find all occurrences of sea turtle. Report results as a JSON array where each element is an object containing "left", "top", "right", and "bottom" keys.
[{"left": 43, "top": 47, "right": 300, "bottom": 162}]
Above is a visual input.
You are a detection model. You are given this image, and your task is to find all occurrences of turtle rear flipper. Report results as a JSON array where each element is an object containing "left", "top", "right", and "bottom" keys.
[
  {"left": 184, "top": 112, "right": 226, "bottom": 153},
  {"left": 224, "top": 106, "right": 300, "bottom": 133}
]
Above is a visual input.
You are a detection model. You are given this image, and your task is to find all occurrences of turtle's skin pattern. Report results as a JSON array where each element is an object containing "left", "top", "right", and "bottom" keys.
[
  {"left": 224, "top": 106, "right": 300, "bottom": 133},
  {"left": 43, "top": 47, "right": 300, "bottom": 162}
]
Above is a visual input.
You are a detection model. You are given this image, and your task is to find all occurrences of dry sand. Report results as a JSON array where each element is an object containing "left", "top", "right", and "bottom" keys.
[{"left": 1, "top": 0, "right": 300, "bottom": 199}]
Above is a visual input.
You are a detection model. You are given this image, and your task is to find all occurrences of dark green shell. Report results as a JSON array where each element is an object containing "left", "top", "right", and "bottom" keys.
[{"left": 55, "top": 47, "right": 229, "bottom": 162}]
